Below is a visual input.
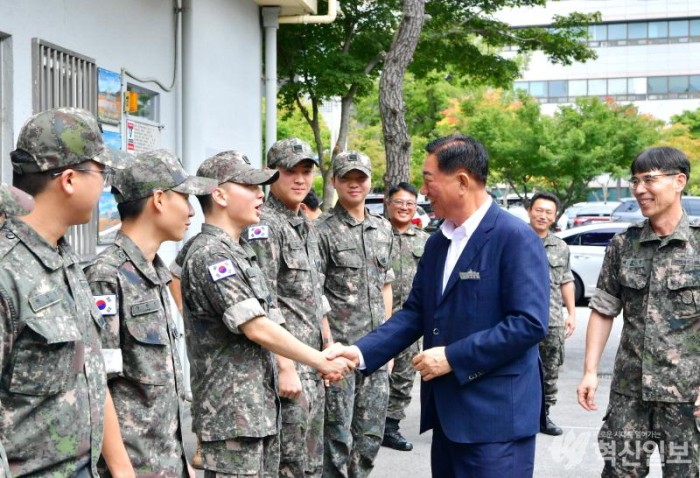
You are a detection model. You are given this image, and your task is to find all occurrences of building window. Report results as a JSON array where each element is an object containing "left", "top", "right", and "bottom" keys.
[
  {"left": 628, "top": 22, "right": 647, "bottom": 40},
  {"left": 608, "top": 78, "right": 627, "bottom": 96},
  {"left": 647, "top": 77, "right": 668, "bottom": 95},
  {"left": 588, "top": 79, "right": 607, "bottom": 96},
  {"left": 690, "top": 75, "right": 700, "bottom": 93},
  {"left": 126, "top": 83, "right": 160, "bottom": 123},
  {"left": 512, "top": 74, "right": 700, "bottom": 104},
  {"left": 32, "top": 38, "right": 98, "bottom": 258},
  {"left": 648, "top": 21, "right": 668, "bottom": 40}
]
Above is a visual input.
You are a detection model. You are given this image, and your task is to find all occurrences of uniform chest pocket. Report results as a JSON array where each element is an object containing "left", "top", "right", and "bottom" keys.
[
  {"left": 619, "top": 267, "right": 649, "bottom": 291},
  {"left": 412, "top": 246, "right": 424, "bottom": 260},
  {"left": 328, "top": 243, "right": 362, "bottom": 291},
  {"left": 282, "top": 242, "right": 311, "bottom": 271},
  {"left": 124, "top": 301, "right": 170, "bottom": 385},
  {"left": 8, "top": 315, "right": 81, "bottom": 396},
  {"left": 667, "top": 272, "right": 700, "bottom": 319},
  {"left": 547, "top": 254, "right": 567, "bottom": 269}
]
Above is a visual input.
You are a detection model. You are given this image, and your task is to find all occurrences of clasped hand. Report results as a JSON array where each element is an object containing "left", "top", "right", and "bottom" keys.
[{"left": 318, "top": 343, "right": 358, "bottom": 383}]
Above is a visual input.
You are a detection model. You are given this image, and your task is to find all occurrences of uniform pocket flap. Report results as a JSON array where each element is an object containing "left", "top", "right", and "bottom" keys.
[
  {"left": 125, "top": 316, "right": 168, "bottom": 345},
  {"left": 619, "top": 269, "right": 649, "bottom": 290},
  {"left": 667, "top": 273, "right": 700, "bottom": 291},
  {"left": 24, "top": 315, "right": 81, "bottom": 344}
]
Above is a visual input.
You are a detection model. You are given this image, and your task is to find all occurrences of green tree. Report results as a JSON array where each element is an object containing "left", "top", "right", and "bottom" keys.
[
  {"left": 277, "top": 1, "right": 599, "bottom": 207},
  {"left": 540, "top": 98, "right": 662, "bottom": 209},
  {"left": 671, "top": 108, "right": 700, "bottom": 139},
  {"left": 379, "top": 0, "right": 600, "bottom": 191},
  {"left": 277, "top": 0, "right": 401, "bottom": 209},
  {"left": 436, "top": 91, "right": 662, "bottom": 211},
  {"left": 656, "top": 122, "right": 700, "bottom": 194}
]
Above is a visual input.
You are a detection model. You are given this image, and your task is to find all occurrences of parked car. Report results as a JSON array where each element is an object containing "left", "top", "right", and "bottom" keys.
[
  {"left": 563, "top": 202, "right": 589, "bottom": 229},
  {"left": 556, "top": 222, "right": 631, "bottom": 304},
  {"left": 611, "top": 196, "right": 700, "bottom": 222},
  {"left": 571, "top": 201, "right": 621, "bottom": 227},
  {"left": 412, "top": 205, "right": 430, "bottom": 229}
]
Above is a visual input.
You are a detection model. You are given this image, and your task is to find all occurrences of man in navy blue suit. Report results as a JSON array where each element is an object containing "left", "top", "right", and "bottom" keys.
[{"left": 326, "top": 134, "right": 550, "bottom": 477}]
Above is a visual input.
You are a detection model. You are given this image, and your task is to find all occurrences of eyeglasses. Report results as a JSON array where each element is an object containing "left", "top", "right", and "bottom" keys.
[
  {"left": 52, "top": 167, "right": 114, "bottom": 185},
  {"left": 389, "top": 199, "right": 417, "bottom": 208},
  {"left": 628, "top": 172, "right": 679, "bottom": 190}
]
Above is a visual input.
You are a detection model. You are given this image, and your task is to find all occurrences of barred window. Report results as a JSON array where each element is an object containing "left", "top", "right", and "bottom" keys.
[{"left": 32, "top": 38, "right": 98, "bottom": 258}]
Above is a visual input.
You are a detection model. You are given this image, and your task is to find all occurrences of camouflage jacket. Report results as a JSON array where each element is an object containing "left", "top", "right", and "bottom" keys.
[
  {"left": 316, "top": 205, "right": 394, "bottom": 344},
  {"left": 542, "top": 233, "right": 574, "bottom": 328},
  {"left": 83, "top": 232, "right": 187, "bottom": 474},
  {"left": 0, "top": 218, "right": 106, "bottom": 477},
  {"left": 390, "top": 224, "right": 429, "bottom": 313},
  {"left": 179, "top": 223, "right": 281, "bottom": 440},
  {"left": 590, "top": 214, "right": 700, "bottom": 402},
  {"left": 245, "top": 194, "right": 329, "bottom": 377}
]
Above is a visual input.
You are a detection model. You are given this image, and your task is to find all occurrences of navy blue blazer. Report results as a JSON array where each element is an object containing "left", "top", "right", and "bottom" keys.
[{"left": 356, "top": 202, "right": 549, "bottom": 443}]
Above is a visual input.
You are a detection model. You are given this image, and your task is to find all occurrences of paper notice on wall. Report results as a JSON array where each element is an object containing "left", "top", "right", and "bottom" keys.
[{"left": 126, "top": 119, "right": 160, "bottom": 154}]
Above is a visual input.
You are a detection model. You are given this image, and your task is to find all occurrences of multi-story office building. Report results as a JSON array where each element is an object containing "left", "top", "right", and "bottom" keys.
[{"left": 499, "top": 0, "right": 700, "bottom": 121}]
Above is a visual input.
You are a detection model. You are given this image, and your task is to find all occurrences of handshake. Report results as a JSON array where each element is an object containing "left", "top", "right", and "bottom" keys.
[{"left": 315, "top": 343, "right": 361, "bottom": 383}]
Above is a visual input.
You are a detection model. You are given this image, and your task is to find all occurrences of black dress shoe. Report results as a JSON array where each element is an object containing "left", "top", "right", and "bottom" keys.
[
  {"left": 382, "top": 429, "right": 414, "bottom": 451},
  {"left": 540, "top": 415, "right": 563, "bottom": 436}
]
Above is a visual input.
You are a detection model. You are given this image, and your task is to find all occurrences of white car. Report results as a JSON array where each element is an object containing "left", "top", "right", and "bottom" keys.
[{"left": 555, "top": 222, "right": 631, "bottom": 304}]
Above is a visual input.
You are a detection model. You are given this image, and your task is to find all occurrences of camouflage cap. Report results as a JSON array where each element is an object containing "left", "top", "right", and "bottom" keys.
[
  {"left": 111, "top": 149, "right": 217, "bottom": 203},
  {"left": 0, "top": 183, "right": 34, "bottom": 217},
  {"left": 267, "top": 138, "right": 318, "bottom": 169},
  {"left": 12, "top": 107, "right": 131, "bottom": 174},
  {"left": 197, "top": 150, "right": 279, "bottom": 186},
  {"left": 332, "top": 150, "right": 371, "bottom": 178}
]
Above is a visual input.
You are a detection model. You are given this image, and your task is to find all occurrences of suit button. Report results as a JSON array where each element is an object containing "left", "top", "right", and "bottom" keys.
[
  {"left": 433, "top": 328, "right": 439, "bottom": 335},
  {"left": 469, "top": 373, "right": 478, "bottom": 380}
]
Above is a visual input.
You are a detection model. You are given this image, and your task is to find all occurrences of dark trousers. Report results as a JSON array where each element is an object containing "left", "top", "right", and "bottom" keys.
[{"left": 431, "top": 421, "right": 536, "bottom": 478}]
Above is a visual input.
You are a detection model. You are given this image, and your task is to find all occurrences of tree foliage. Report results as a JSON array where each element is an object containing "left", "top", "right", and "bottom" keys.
[{"left": 276, "top": 0, "right": 600, "bottom": 207}]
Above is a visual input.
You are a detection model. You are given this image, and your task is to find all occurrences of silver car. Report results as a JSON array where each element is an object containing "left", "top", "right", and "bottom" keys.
[{"left": 556, "top": 222, "right": 631, "bottom": 304}]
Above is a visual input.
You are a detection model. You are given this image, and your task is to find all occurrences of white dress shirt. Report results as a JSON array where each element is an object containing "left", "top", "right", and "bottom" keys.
[{"left": 440, "top": 197, "right": 492, "bottom": 293}]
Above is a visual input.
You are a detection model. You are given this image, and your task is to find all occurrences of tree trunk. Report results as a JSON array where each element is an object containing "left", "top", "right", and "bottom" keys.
[{"left": 379, "top": 0, "right": 426, "bottom": 197}]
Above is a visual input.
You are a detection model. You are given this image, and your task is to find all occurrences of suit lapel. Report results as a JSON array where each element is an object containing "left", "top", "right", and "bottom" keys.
[{"left": 439, "top": 203, "right": 500, "bottom": 304}]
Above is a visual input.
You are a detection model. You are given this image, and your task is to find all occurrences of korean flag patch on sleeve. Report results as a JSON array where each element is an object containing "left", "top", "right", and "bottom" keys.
[
  {"left": 94, "top": 295, "right": 117, "bottom": 316},
  {"left": 247, "top": 225, "right": 269, "bottom": 241},
  {"left": 208, "top": 259, "right": 237, "bottom": 282}
]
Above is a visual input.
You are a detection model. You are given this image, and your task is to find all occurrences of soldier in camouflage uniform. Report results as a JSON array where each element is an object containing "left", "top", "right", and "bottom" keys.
[
  {"left": 316, "top": 151, "right": 395, "bottom": 478},
  {"left": 0, "top": 183, "right": 33, "bottom": 223},
  {"left": 245, "top": 138, "right": 332, "bottom": 478},
  {"left": 179, "top": 151, "right": 354, "bottom": 477},
  {"left": 300, "top": 190, "right": 323, "bottom": 222},
  {"left": 578, "top": 147, "right": 700, "bottom": 477},
  {"left": 0, "top": 107, "right": 129, "bottom": 476},
  {"left": 0, "top": 183, "right": 34, "bottom": 477},
  {"left": 381, "top": 182, "right": 428, "bottom": 452},
  {"left": 83, "top": 149, "right": 215, "bottom": 476},
  {"left": 527, "top": 192, "right": 576, "bottom": 436}
]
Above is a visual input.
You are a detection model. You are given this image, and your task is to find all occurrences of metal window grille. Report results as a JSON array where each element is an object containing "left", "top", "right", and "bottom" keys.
[{"left": 32, "top": 38, "right": 98, "bottom": 258}]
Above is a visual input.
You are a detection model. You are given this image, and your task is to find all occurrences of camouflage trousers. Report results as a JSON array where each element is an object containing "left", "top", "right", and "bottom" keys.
[
  {"left": 539, "top": 326, "right": 565, "bottom": 407},
  {"left": 201, "top": 434, "right": 280, "bottom": 478},
  {"left": 386, "top": 340, "right": 421, "bottom": 421},
  {"left": 598, "top": 392, "right": 700, "bottom": 478},
  {"left": 279, "top": 375, "right": 325, "bottom": 478},
  {"left": 323, "top": 367, "right": 389, "bottom": 478}
]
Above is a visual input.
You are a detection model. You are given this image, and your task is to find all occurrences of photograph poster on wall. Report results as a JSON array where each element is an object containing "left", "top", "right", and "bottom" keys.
[{"left": 97, "top": 68, "right": 122, "bottom": 125}]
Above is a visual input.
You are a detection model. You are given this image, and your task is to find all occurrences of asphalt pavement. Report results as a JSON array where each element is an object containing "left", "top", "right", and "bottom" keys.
[{"left": 183, "top": 305, "right": 666, "bottom": 477}]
